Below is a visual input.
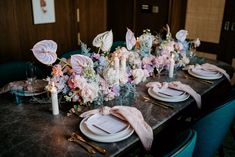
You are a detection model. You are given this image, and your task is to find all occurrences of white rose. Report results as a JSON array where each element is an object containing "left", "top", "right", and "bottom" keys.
[
  {"left": 103, "top": 68, "right": 117, "bottom": 85},
  {"left": 176, "top": 30, "right": 188, "bottom": 42},
  {"left": 132, "top": 69, "right": 145, "bottom": 84},
  {"left": 193, "top": 38, "right": 200, "bottom": 47}
]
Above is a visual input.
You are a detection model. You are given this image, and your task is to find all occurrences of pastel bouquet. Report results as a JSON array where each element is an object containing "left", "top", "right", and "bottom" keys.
[{"left": 31, "top": 25, "right": 201, "bottom": 111}]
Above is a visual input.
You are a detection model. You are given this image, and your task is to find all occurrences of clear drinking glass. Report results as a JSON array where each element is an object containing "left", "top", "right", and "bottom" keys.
[{"left": 26, "top": 62, "right": 37, "bottom": 85}]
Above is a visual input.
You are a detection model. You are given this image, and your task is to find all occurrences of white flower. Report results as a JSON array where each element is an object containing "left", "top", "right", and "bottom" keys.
[
  {"left": 178, "top": 54, "right": 190, "bottom": 67},
  {"left": 71, "top": 54, "right": 94, "bottom": 74},
  {"left": 126, "top": 28, "right": 136, "bottom": 50},
  {"left": 92, "top": 30, "right": 113, "bottom": 52},
  {"left": 80, "top": 82, "right": 99, "bottom": 103},
  {"left": 176, "top": 30, "right": 188, "bottom": 42},
  {"left": 103, "top": 68, "right": 117, "bottom": 86},
  {"left": 139, "top": 32, "right": 154, "bottom": 52},
  {"left": 31, "top": 40, "right": 57, "bottom": 65},
  {"left": 128, "top": 51, "right": 142, "bottom": 68},
  {"left": 119, "top": 71, "right": 128, "bottom": 84},
  {"left": 193, "top": 38, "right": 200, "bottom": 47},
  {"left": 132, "top": 68, "right": 148, "bottom": 84}
]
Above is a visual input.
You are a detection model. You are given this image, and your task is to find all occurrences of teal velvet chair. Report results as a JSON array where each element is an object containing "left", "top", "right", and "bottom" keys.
[
  {"left": 192, "top": 99, "right": 235, "bottom": 157},
  {"left": 0, "top": 61, "right": 48, "bottom": 88},
  {"left": 163, "top": 129, "right": 197, "bottom": 157},
  {"left": 110, "top": 41, "right": 126, "bottom": 52},
  {"left": 150, "top": 128, "right": 197, "bottom": 157},
  {"left": 60, "top": 49, "right": 82, "bottom": 59},
  {"left": 0, "top": 61, "right": 28, "bottom": 87}
]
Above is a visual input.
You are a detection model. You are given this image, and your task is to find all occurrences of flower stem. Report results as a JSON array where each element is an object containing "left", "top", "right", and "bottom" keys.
[
  {"left": 97, "top": 42, "right": 103, "bottom": 54},
  {"left": 57, "top": 58, "right": 72, "bottom": 67}
]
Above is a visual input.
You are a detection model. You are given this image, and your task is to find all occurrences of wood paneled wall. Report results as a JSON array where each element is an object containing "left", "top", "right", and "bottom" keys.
[
  {"left": 168, "top": 0, "right": 187, "bottom": 35},
  {"left": 0, "top": 0, "right": 78, "bottom": 64},
  {"left": 0, "top": 0, "right": 184, "bottom": 63},
  {"left": 78, "top": 0, "right": 107, "bottom": 47},
  {"left": 107, "top": 0, "right": 135, "bottom": 41},
  {"left": 107, "top": 0, "right": 183, "bottom": 40}
]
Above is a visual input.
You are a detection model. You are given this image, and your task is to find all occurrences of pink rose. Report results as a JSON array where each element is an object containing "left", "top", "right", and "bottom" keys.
[{"left": 52, "top": 64, "right": 63, "bottom": 77}]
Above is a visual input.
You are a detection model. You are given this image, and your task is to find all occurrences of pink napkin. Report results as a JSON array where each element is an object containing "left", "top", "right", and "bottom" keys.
[
  {"left": 80, "top": 106, "right": 153, "bottom": 151},
  {"left": 146, "top": 81, "right": 202, "bottom": 108},
  {"left": 186, "top": 63, "right": 231, "bottom": 82}
]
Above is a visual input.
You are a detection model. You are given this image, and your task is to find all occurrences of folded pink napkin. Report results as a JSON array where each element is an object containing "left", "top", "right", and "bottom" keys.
[
  {"left": 80, "top": 106, "right": 153, "bottom": 151},
  {"left": 146, "top": 81, "right": 202, "bottom": 108},
  {"left": 186, "top": 63, "right": 230, "bottom": 82}
]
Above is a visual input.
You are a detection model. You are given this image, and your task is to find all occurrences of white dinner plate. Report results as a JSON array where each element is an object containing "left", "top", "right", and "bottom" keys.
[
  {"left": 191, "top": 68, "right": 220, "bottom": 77},
  {"left": 188, "top": 69, "right": 223, "bottom": 80},
  {"left": 80, "top": 117, "right": 134, "bottom": 143},
  {"left": 85, "top": 113, "right": 130, "bottom": 136},
  {"left": 148, "top": 88, "right": 190, "bottom": 102}
]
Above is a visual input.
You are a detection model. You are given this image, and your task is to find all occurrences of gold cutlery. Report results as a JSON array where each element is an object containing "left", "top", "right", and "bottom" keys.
[
  {"left": 184, "top": 74, "right": 214, "bottom": 85},
  {"left": 143, "top": 96, "right": 175, "bottom": 109},
  {"left": 68, "top": 136, "right": 96, "bottom": 154},
  {"left": 72, "top": 132, "right": 107, "bottom": 154}
]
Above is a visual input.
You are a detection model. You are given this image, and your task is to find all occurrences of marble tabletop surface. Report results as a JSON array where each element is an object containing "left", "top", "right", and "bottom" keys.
[{"left": 0, "top": 60, "right": 233, "bottom": 157}]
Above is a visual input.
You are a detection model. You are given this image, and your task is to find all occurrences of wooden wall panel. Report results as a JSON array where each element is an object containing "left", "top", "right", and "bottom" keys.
[
  {"left": 185, "top": 0, "right": 225, "bottom": 43},
  {"left": 0, "top": 0, "right": 21, "bottom": 62},
  {"left": 134, "top": 0, "right": 170, "bottom": 36},
  {"left": 107, "top": 0, "right": 134, "bottom": 41},
  {"left": 79, "top": 0, "right": 107, "bottom": 47},
  {"left": 0, "top": 0, "right": 79, "bottom": 64},
  {"left": 168, "top": 0, "right": 187, "bottom": 35}
]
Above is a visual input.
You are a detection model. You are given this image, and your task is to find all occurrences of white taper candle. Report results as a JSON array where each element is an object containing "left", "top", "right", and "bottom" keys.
[
  {"left": 51, "top": 82, "right": 59, "bottom": 115},
  {"left": 169, "top": 54, "right": 175, "bottom": 78}
]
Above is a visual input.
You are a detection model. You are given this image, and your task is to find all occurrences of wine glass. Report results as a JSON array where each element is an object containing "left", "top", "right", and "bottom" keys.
[{"left": 26, "top": 62, "right": 37, "bottom": 85}]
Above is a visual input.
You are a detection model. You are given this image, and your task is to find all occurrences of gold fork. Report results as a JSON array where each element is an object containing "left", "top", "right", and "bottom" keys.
[
  {"left": 143, "top": 96, "right": 175, "bottom": 109},
  {"left": 68, "top": 136, "right": 96, "bottom": 154},
  {"left": 72, "top": 133, "right": 107, "bottom": 154}
]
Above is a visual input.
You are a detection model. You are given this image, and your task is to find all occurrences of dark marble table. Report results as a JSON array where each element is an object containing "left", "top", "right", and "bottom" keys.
[{"left": 0, "top": 61, "right": 233, "bottom": 157}]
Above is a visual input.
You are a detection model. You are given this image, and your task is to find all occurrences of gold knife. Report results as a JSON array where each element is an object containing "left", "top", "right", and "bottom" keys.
[
  {"left": 68, "top": 136, "right": 96, "bottom": 154},
  {"left": 72, "top": 132, "right": 107, "bottom": 154}
]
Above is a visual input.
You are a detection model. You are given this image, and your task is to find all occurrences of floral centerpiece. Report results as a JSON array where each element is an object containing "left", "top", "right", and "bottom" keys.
[{"left": 31, "top": 25, "right": 201, "bottom": 112}]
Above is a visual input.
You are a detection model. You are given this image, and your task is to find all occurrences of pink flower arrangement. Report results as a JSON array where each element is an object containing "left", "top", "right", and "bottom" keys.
[{"left": 31, "top": 25, "right": 200, "bottom": 109}]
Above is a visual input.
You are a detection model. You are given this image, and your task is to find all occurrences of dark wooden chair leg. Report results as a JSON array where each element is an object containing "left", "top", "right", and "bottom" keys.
[
  {"left": 218, "top": 145, "right": 225, "bottom": 157},
  {"left": 230, "top": 125, "right": 235, "bottom": 141}
]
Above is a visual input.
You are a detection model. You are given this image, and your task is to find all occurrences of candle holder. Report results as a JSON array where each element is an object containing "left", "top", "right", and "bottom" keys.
[{"left": 166, "top": 66, "right": 177, "bottom": 82}]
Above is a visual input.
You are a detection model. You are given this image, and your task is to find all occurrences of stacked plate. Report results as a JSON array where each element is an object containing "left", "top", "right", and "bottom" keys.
[
  {"left": 80, "top": 113, "right": 134, "bottom": 143},
  {"left": 148, "top": 87, "right": 190, "bottom": 102},
  {"left": 188, "top": 68, "right": 223, "bottom": 80}
]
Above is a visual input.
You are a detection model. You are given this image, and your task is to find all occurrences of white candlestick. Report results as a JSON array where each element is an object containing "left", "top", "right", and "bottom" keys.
[
  {"left": 121, "top": 55, "right": 126, "bottom": 72},
  {"left": 114, "top": 53, "right": 119, "bottom": 70},
  {"left": 51, "top": 82, "right": 59, "bottom": 115},
  {"left": 169, "top": 54, "right": 175, "bottom": 78},
  {"left": 114, "top": 53, "right": 120, "bottom": 85}
]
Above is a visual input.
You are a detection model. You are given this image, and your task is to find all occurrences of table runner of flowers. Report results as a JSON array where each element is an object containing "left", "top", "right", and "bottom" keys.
[{"left": 31, "top": 24, "right": 202, "bottom": 112}]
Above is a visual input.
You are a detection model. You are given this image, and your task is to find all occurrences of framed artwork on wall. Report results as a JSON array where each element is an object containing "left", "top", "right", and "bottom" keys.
[{"left": 32, "top": 0, "right": 56, "bottom": 24}]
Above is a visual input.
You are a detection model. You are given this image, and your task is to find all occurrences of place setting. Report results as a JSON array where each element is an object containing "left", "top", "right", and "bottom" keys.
[
  {"left": 185, "top": 63, "right": 231, "bottom": 81},
  {"left": 77, "top": 106, "right": 153, "bottom": 152},
  {"left": 79, "top": 113, "right": 134, "bottom": 143},
  {"left": 146, "top": 81, "right": 202, "bottom": 108},
  {"left": 148, "top": 86, "right": 190, "bottom": 103}
]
